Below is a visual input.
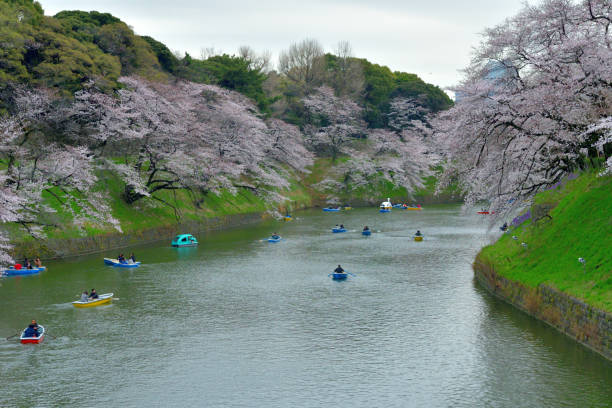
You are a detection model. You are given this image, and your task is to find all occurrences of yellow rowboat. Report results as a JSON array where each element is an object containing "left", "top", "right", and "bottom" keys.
[
  {"left": 72, "top": 293, "right": 113, "bottom": 308},
  {"left": 405, "top": 206, "right": 422, "bottom": 211},
  {"left": 414, "top": 236, "right": 423, "bottom": 242},
  {"left": 342, "top": 206, "right": 353, "bottom": 210}
]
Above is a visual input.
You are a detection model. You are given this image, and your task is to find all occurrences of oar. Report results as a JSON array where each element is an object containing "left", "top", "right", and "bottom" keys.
[
  {"left": 6, "top": 332, "right": 20, "bottom": 340},
  {"left": 347, "top": 272, "right": 357, "bottom": 277}
]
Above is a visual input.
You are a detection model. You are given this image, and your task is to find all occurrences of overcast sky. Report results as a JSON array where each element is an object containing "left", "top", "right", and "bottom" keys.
[{"left": 42, "top": 0, "right": 527, "bottom": 89}]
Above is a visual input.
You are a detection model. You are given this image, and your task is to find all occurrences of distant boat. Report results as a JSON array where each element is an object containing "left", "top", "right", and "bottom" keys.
[
  {"left": 103, "top": 258, "right": 140, "bottom": 268},
  {"left": 380, "top": 198, "right": 392, "bottom": 213},
  {"left": 20, "top": 325, "right": 45, "bottom": 344},
  {"left": 477, "top": 211, "right": 494, "bottom": 215},
  {"left": 342, "top": 205, "right": 353, "bottom": 210},
  {"left": 268, "top": 236, "right": 282, "bottom": 243},
  {"left": 171, "top": 234, "right": 198, "bottom": 247},
  {"left": 332, "top": 227, "right": 347, "bottom": 233},
  {"left": 330, "top": 272, "right": 348, "bottom": 280},
  {"left": 323, "top": 207, "right": 341, "bottom": 212},
  {"left": 2, "top": 266, "right": 46, "bottom": 276},
  {"left": 414, "top": 235, "right": 423, "bottom": 242},
  {"left": 72, "top": 293, "right": 113, "bottom": 308},
  {"left": 283, "top": 215, "right": 292, "bottom": 221},
  {"left": 405, "top": 205, "right": 423, "bottom": 211},
  {"left": 362, "top": 229, "right": 372, "bottom": 236}
]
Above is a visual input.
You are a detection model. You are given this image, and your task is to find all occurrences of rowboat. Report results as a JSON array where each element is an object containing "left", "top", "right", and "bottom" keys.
[
  {"left": 330, "top": 273, "right": 348, "bottom": 280},
  {"left": 72, "top": 293, "right": 113, "bottom": 308},
  {"left": 332, "top": 227, "right": 347, "bottom": 233},
  {"left": 2, "top": 266, "right": 46, "bottom": 276},
  {"left": 392, "top": 203, "right": 405, "bottom": 208},
  {"left": 362, "top": 230, "right": 372, "bottom": 236},
  {"left": 477, "top": 210, "right": 494, "bottom": 214},
  {"left": 323, "top": 207, "right": 341, "bottom": 212},
  {"left": 268, "top": 237, "right": 282, "bottom": 243},
  {"left": 171, "top": 234, "right": 198, "bottom": 247},
  {"left": 342, "top": 206, "right": 352, "bottom": 210},
  {"left": 283, "top": 215, "right": 292, "bottom": 221},
  {"left": 20, "top": 325, "right": 45, "bottom": 344},
  {"left": 405, "top": 206, "right": 422, "bottom": 211},
  {"left": 103, "top": 258, "right": 140, "bottom": 268},
  {"left": 414, "top": 236, "right": 424, "bottom": 242}
]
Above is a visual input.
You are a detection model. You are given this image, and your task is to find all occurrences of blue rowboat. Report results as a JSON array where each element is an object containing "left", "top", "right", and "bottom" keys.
[
  {"left": 171, "top": 234, "right": 198, "bottom": 247},
  {"left": 323, "top": 207, "right": 341, "bottom": 212},
  {"left": 392, "top": 203, "right": 404, "bottom": 208},
  {"left": 331, "top": 273, "right": 348, "bottom": 280},
  {"left": 332, "top": 228, "right": 347, "bottom": 233},
  {"left": 103, "top": 258, "right": 141, "bottom": 268},
  {"left": 268, "top": 237, "right": 282, "bottom": 243},
  {"left": 2, "top": 266, "right": 46, "bottom": 276},
  {"left": 379, "top": 209, "right": 391, "bottom": 213},
  {"left": 362, "top": 230, "right": 372, "bottom": 236}
]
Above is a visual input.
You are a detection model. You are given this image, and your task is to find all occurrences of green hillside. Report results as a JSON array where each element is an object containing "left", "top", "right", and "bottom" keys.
[{"left": 477, "top": 172, "right": 612, "bottom": 311}]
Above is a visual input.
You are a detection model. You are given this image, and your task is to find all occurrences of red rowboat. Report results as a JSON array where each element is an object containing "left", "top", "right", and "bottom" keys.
[{"left": 20, "top": 325, "right": 45, "bottom": 344}]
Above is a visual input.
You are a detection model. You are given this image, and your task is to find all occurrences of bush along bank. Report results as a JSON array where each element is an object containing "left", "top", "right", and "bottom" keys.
[{"left": 473, "top": 172, "right": 612, "bottom": 360}]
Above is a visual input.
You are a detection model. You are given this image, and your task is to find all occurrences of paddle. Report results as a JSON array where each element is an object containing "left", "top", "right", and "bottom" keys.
[{"left": 6, "top": 332, "right": 20, "bottom": 340}]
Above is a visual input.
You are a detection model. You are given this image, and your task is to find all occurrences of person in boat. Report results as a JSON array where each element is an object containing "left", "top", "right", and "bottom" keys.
[
  {"left": 23, "top": 258, "right": 32, "bottom": 269},
  {"left": 80, "top": 291, "right": 89, "bottom": 302},
  {"left": 89, "top": 289, "right": 99, "bottom": 299},
  {"left": 363, "top": 226, "right": 370, "bottom": 231},
  {"left": 334, "top": 265, "right": 345, "bottom": 274},
  {"left": 129, "top": 253, "right": 136, "bottom": 263},
  {"left": 34, "top": 257, "right": 42, "bottom": 267},
  {"left": 118, "top": 254, "right": 126, "bottom": 264},
  {"left": 271, "top": 232, "right": 280, "bottom": 240},
  {"left": 340, "top": 224, "right": 345, "bottom": 229},
  {"left": 415, "top": 230, "right": 422, "bottom": 236},
  {"left": 23, "top": 323, "right": 39, "bottom": 338},
  {"left": 500, "top": 222, "right": 508, "bottom": 232}
]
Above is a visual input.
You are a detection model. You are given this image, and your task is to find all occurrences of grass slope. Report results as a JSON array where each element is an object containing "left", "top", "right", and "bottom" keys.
[{"left": 478, "top": 172, "right": 612, "bottom": 311}]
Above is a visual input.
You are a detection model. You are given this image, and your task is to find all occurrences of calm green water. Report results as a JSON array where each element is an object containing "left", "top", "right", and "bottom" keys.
[{"left": 1, "top": 206, "right": 611, "bottom": 407}]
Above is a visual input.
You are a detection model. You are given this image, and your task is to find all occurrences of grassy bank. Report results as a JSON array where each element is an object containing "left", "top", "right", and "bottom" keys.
[
  {"left": 5, "top": 162, "right": 458, "bottom": 259},
  {"left": 477, "top": 172, "right": 612, "bottom": 312}
]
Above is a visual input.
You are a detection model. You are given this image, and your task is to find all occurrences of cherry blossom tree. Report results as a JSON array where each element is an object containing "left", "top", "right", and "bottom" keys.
[
  {"left": 302, "top": 86, "right": 366, "bottom": 161},
  {"left": 0, "top": 85, "right": 121, "bottom": 264},
  {"left": 435, "top": 0, "right": 612, "bottom": 213}
]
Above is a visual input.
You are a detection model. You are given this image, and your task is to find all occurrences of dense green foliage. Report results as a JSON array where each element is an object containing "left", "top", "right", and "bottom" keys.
[
  {"left": 180, "top": 54, "right": 270, "bottom": 111},
  {"left": 478, "top": 172, "right": 612, "bottom": 311},
  {"left": 359, "top": 59, "right": 453, "bottom": 128},
  {"left": 0, "top": 0, "right": 121, "bottom": 93}
]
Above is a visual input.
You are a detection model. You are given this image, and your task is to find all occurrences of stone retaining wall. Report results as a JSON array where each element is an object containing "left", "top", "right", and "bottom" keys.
[{"left": 474, "top": 255, "right": 612, "bottom": 361}]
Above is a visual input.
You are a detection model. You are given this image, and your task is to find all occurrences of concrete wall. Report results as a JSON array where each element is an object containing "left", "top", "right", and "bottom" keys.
[{"left": 474, "top": 255, "right": 612, "bottom": 361}]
